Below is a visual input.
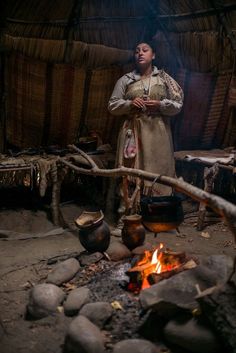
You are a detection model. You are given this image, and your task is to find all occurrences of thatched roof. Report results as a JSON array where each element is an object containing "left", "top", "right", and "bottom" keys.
[
  {"left": 3, "top": 0, "right": 236, "bottom": 43},
  {"left": 1, "top": 0, "right": 235, "bottom": 70},
  {"left": 2, "top": 1, "right": 236, "bottom": 40}
]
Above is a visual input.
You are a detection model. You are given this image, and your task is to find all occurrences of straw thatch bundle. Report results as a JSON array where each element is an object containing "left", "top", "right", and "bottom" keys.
[
  {"left": 154, "top": 31, "right": 234, "bottom": 73},
  {"left": 71, "top": 42, "right": 133, "bottom": 68},
  {"left": 5, "top": 22, "right": 67, "bottom": 40},
  {"left": 3, "top": 34, "right": 133, "bottom": 68},
  {"left": 3, "top": 34, "right": 66, "bottom": 62}
]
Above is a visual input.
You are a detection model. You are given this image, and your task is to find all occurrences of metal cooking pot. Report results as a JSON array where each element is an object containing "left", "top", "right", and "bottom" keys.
[{"left": 140, "top": 195, "right": 184, "bottom": 233}]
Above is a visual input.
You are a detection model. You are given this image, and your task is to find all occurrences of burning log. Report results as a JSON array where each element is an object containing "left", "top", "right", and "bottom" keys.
[
  {"left": 159, "top": 250, "right": 186, "bottom": 268},
  {"left": 126, "top": 247, "right": 191, "bottom": 293},
  {"left": 147, "top": 259, "right": 197, "bottom": 285},
  {"left": 126, "top": 262, "right": 157, "bottom": 292},
  {"left": 147, "top": 267, "right": 185, "bottom": 285}
]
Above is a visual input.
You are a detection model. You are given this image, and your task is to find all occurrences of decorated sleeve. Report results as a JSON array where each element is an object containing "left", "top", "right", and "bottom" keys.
[{"left": 159, "top": 71, "right": 184, "bottom": 116}]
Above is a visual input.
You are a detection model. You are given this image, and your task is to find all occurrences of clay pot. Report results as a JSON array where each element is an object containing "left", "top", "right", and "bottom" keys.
[
  {"left": 122, "top": 214, "right": 145, "bottom": 250},
  {"left": 75, "top": 210, "right": 110, "bottom": 253}
]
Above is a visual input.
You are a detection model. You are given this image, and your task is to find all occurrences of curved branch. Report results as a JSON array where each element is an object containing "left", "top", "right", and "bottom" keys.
[
  {"left": 68, "top": 144, "right": 98, "bottom": 169},
  {"left": 59, "top": 157, "right": 236, "bottom": 241}
]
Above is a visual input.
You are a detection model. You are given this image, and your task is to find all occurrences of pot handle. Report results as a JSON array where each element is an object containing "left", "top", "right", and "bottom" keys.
[
  {"left": 147, "top": 176, "right": 175, "bottom": 198},
  {"left": 147, "top": 176, "right": 161, "bottom": 198}
]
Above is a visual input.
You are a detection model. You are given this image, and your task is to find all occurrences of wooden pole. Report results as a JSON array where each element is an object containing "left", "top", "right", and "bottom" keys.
[
  {"left": 0, "top": 51, "right": 6, "bottom": 152},
  {"left": 197, "top": 163, "right": 220, "bottom": 231},
  {"left": 58, "top": 145, "right": 236, "bottom": 241}
]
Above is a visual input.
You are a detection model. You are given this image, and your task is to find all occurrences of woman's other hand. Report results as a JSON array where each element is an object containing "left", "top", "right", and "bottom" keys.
[
  {"left": 144, "top": 100, "right": 161, "bottom": 113},
  {"left": 131, "top": 97, "right": 146, "bottom": 110}
]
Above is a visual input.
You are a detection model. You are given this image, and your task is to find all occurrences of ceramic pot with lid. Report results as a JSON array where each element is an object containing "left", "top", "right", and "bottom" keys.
[{"left": 75, "top": 210, "right": 110, "bottom": 253}]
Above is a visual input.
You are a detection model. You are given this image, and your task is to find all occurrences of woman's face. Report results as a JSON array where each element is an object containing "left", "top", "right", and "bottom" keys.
[{"left": 134, "top": 43, "right": 155, "bottom": 67}]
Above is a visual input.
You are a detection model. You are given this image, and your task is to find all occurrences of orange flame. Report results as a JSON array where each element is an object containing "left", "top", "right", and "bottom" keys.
[
  {"left": 135, "top": 243, "right": 182, "bottom": 291},
  {"left": 138, "top": 243, "right": 164, "bottom": 290},
  {"left": 127, "top": 243, "right": 186, "bottom": 293},
  {"left": 151, "top": 243, "right": 164, "bottom": 274}
]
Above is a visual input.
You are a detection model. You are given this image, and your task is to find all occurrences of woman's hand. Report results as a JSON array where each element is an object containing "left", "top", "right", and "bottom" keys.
[
  {"left": 144, "top": 100, "right": 161, "bottom": 113},
  {"left": 131, "top": 97, "right": 146, "bottom": 110}
]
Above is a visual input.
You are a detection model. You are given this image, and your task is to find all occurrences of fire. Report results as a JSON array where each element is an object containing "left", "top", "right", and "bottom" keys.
[
  {"left": 139, "top": 243, "right": 164, "bottom": 290},
  {"left": 126, "top": 243, "right": 186, "bottom": 293},
  {"left": 151, "top": 243, "right": 164, "bottom": 273}
]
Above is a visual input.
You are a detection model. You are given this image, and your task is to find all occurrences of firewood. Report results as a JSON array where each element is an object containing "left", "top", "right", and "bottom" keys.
[
  {"left": 160, "top": 250, "right": 186, "bottom": 266},
  {"left": 147, "top": 265, "right": 187, "bottom": 285},
  {"left": 126, "top": 262, "right": 156, "bottom": 278}
]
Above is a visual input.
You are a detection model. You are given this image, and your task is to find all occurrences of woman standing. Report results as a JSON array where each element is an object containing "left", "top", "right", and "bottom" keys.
[{"left": 108, "top": 42, "right": 183, "bottom": 234}]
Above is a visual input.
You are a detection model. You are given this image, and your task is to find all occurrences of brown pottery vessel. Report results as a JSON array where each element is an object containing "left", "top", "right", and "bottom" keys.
[
  {"left": 75, "top": 210, "right": 110, "bottom": 253},
  {"left": 122, "top": 214, "right": 146, "bottom": 250}
]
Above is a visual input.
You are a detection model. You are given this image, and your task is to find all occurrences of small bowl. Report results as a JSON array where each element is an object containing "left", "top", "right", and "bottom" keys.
[
  {"left": 75, "top": 210, "right": 104, "bottom": 230},
  {"left": 77, "top": 137, "right": 97, "bottom": 152}
]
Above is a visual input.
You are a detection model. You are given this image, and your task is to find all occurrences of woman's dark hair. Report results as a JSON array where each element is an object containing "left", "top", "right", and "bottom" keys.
[{"left": 133, "top": 40, "right": 156, "bottom": 54}]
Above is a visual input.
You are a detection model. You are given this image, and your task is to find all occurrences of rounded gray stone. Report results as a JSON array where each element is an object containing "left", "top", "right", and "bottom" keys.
[
  {"left": 64, "top": 286, "right": 91, "bottom": 316},
  {"left": 46, "top": 258, "right": 80, "bottom": 285},
  {"left": 163, "top": 317, "right": 221, "bottom": 353},
  {"left": 27, "top": 283, "right": 65, "bottom": 318},
  {"left": 64, "top": 315, "right": 105, "bottom": 353},
  {"left": 106, "top": 241, "right": 131, "bottom": 261},
  {"left": 112, "top": 339, "right": 158, "bottom": 353},
  {"left": 79, "top": 302, "right": 113, "bottom": 328}
]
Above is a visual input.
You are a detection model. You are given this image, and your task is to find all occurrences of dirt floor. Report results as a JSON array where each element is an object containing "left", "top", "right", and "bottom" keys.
[{"left": 0, "top": 195, "right": 236, "bottom": 353}]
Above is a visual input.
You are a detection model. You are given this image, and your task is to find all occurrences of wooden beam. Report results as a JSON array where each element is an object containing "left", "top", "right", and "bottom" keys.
[
  {"left": 0, "top": 53, "right": 6, "bottom": 152},
  {"left": 5, "top": 3, "right": 236, "bottom": 25},
  {"left": 58, "top": 145, "right": 236, "bottom": 242}
]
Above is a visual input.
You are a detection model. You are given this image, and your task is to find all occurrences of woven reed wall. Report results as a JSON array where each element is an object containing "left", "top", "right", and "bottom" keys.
[
  {"left": 83, "top": 65, "right": 133, "bottom": 148},
  {"left": 2, "top": 0, "right": 236, "bottom": 151},
  {"left": 5, "top": 53, "right": 86, "bottom": 148},
  {"left": 5, "top": 50, "right": 232, "bottom": 151},
  {"left": 5, "top": 52, "right": 130, "bottom": 149},
  {"left": 5, "top": 53, "right": 47, "bottom": 148},
  {"left": 172, "top": 69, "right": 231, "bottom": 151}
]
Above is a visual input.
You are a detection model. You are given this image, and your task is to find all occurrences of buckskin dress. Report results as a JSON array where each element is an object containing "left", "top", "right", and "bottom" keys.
[{"left": 108, "top": 66, "right": 183, "bottom": 202}]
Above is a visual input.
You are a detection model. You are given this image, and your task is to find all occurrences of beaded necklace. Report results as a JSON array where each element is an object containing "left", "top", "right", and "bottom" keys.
[{"left": 140, "top": 75, "right": 152, "bottom": 100}]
